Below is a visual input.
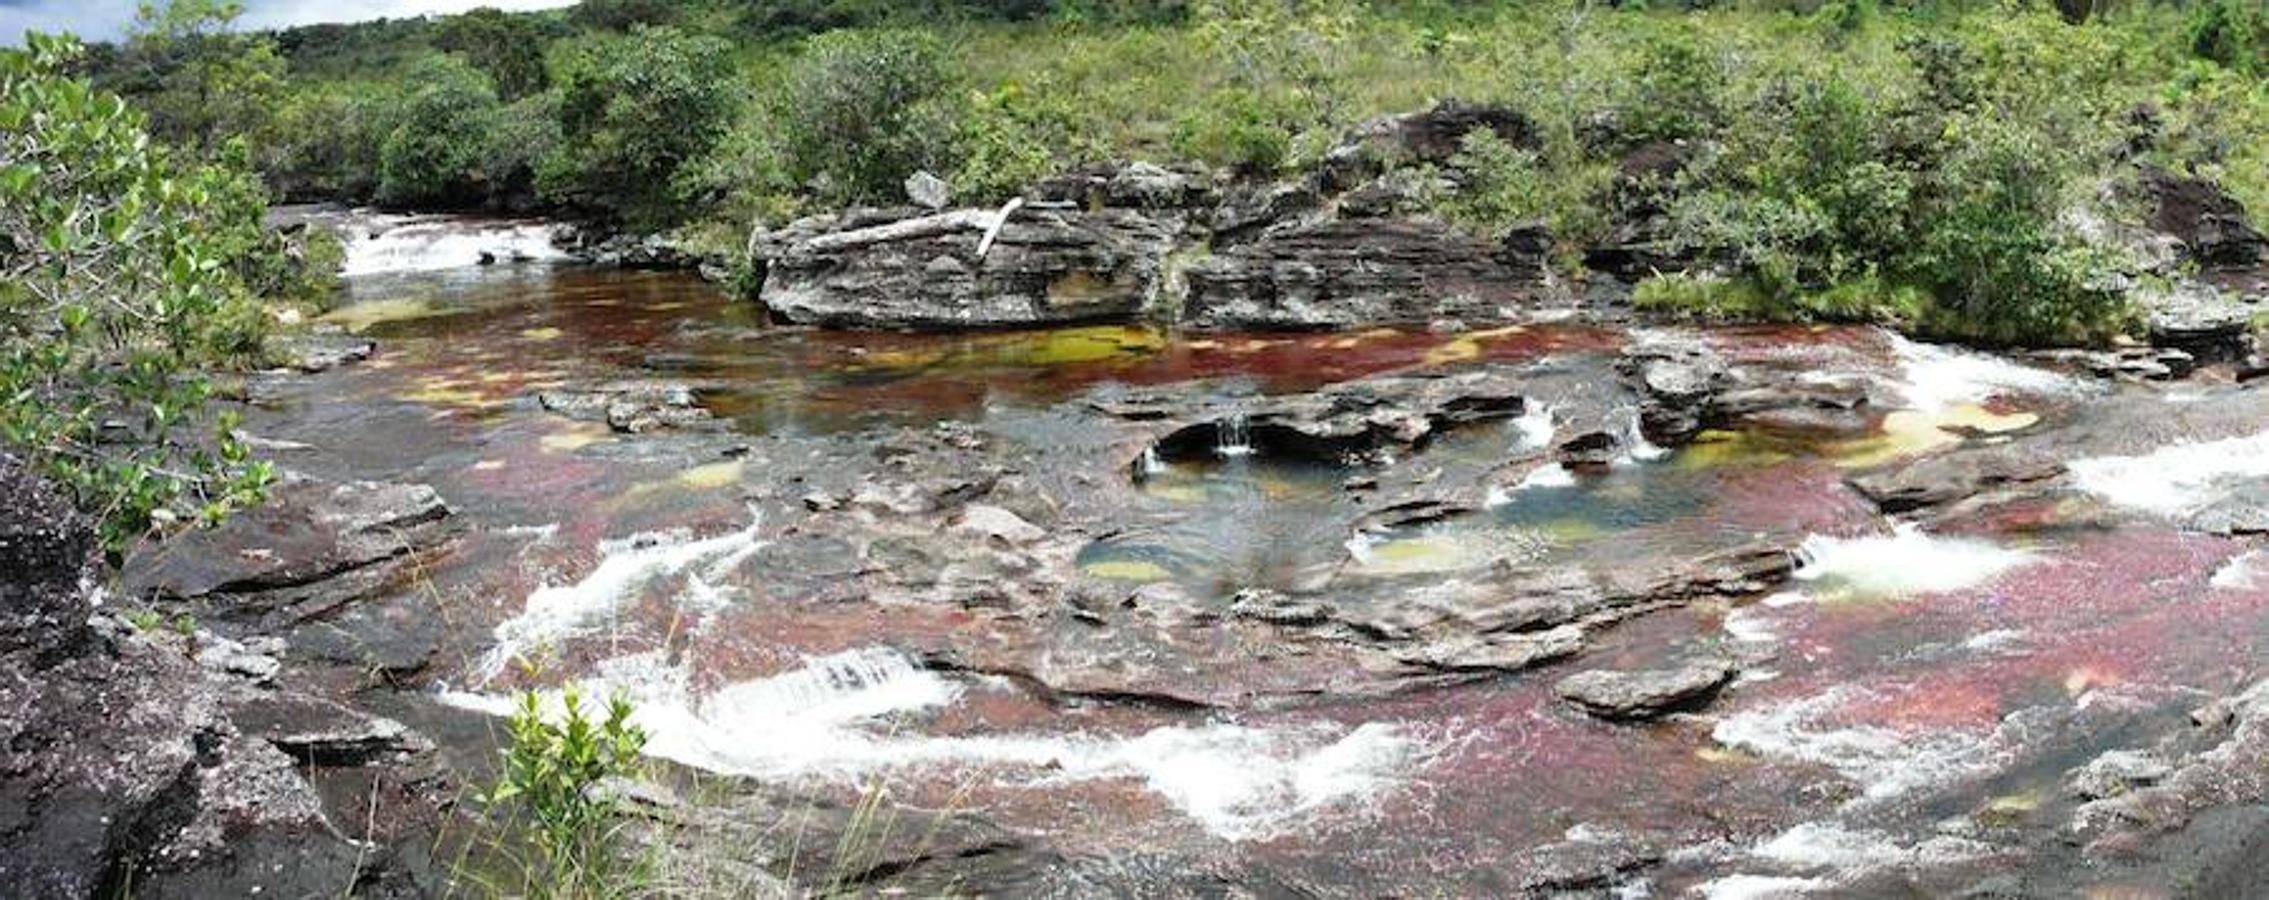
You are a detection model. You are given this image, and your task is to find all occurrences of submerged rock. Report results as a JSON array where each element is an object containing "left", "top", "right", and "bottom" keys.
[
  {"left": 756, "top": 206, "right": 1181, "bottom": 329},
  {"left": 538, "top": 381, "right": 715, "bottom": 433},
  {"left": 1555, "top": 660, "right": 1736, "bottom": 720},
  {"left": 1105, "top": 367, "right": 1534, "bottom": 467}
]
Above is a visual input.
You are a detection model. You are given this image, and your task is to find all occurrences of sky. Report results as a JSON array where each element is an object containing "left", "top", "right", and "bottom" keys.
[{"left": 0, "top": 0, "right": 577, "bottom": 46}]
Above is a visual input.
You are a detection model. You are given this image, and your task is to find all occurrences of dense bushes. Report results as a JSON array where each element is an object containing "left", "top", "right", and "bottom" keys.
[
  {"left": 378, "top": 55, "right": 503, "bottom": 206},
  {"left": 539, "top": 26, "right": 739, "bottom": 227},
  {"left": 1, "top": 35, "right": 281, "bottom": 552},
  {"left": 772, "top": 30, "right": 962, "bottom": 205}
]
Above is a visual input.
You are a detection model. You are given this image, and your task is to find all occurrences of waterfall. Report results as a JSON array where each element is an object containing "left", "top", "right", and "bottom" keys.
[
  {"left": 1612, "top": 406, "right": 1669, "bottom": 464},
  {"left": 702, "top": 646, "right": 943, "bottom": 725},
  {"left": 1216, "top": 412, "right": 1255, "bottom": 458},
  {"left": 1512, "top": 402, "right": 1555, "bottom": 452},
  {"left": 1134, "top": 446, "right": 1168, "bottom": 481},
  {"left": 339, "top": 213, "right": 572, "bottom": 278}
]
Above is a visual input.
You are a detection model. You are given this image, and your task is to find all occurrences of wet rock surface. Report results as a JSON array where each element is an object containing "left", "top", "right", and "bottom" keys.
[{"left": 1555, "top": 659, "right": 1737, "bottom": 720}]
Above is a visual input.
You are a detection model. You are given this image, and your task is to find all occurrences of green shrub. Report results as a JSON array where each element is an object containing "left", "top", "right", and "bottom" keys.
[
  {"left": 378, "top": 54, "right": 503, "bottom": 207},
  {"left": 480, "top": 685, "right": 649, "bottom": 899},
  {"left": 1614, "top": 27, "right": 1724, "bottom": 146},
  {"left": 435, "top": 6, "right": 560, "bottom": 100},
  {"left": 774, "top": 29, "right": 966, "bottom": 206},
  {"left": 1170, "top": 87, "right": 1296, "bottom": 173},
  {"left": 1439, "top": 128, "right": 1613, "bottom": 262},
  {"left": 1, "top": 35, "right": 276, "bottom": 554},
  {"left": 2186, "top": 0, "right": 2267, "bottom": 74},
  {"left": 955, "top": 78, "right": 1092, "bottom": 201},
  {"left": 540, "top": 26, "right": 739, "bottom": 227}
]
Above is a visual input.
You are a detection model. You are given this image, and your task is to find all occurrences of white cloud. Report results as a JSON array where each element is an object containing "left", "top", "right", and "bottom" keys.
[{"left": 2, "top": 0, "right": 577, "bottom": 46}]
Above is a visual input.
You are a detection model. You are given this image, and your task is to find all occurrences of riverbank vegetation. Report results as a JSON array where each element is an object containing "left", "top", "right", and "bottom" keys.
[
  {"left": 1, "top": 32, "right": 340, "bottom": 553},
  {"left": 55, "top": 0, "right": 2269, "bottom": 347}
]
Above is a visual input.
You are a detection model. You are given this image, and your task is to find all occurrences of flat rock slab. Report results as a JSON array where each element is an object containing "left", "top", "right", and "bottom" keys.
[
  {"left": 1555, "top": 660, "right": 1736, "bottom": 720},
  {"left": 126, "top": 477, "right": 451, "bottom": 601}
]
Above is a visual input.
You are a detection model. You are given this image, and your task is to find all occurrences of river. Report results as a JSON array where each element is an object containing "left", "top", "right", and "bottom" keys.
[{"left": 224, "top": 212, "right": 2269, "bottom": 896}]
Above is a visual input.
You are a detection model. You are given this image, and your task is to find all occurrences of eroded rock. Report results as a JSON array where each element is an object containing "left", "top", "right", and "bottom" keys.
[
  {"left": 757, "top": 206, "right": 1181, "bottom": 329},
  {"left": 1556, "top": 660, "right": 1736, "bottom": 720}
]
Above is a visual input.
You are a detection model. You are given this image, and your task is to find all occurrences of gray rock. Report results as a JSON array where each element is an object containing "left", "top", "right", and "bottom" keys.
[
  {"left": 2069, "top": 749, "right": 2173, "bottom": 801},
  {"left": 270, "top": 333, "right": 376, "bottom": 373},
  {"left": 1182, "top": 217, "right": 1555, "bottom": 330},
  {"left": 757, "top": 206, "right": 1181, "bottom": 330},
  {"left": 904, "top": 170, "right": 952, "bottom": 210},
  {"left": 538, "top": 382, "right": 715, "bottom": 434},
  {"left": 1555, "top": 660, "right": 1736, "bottom": 720},
  {"left": 1847, "top": 445, "right": 2068, "bottom": 514},
  {"left": 126, "top": 476, "right": 452, "bottom": 604}
]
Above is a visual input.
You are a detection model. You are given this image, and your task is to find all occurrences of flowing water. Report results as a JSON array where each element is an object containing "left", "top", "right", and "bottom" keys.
[{"left": 252, "top": 214, "right": 2269, "bottom": 895}]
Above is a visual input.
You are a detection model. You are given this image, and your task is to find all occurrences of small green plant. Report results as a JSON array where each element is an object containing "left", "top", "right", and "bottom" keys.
[{"left": 481, "top": 685, "right": 649, "bottom": 899}]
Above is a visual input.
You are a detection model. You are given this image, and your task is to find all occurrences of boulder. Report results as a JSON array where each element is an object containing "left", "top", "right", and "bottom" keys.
[
  {"left": 2139, "top": 279, "right": 2260, "bottom": 360},
  {"left": 904, "top": 170, "right": 952, "bottom": 210},
  {"left": 2141, "top": 166, "right": 2267, "bottom": 271},
  {"left": 538, "top": 382, "right": 715, "bottom": 433},
  {"left": 1555, "top": 660, "right": 1736, "bottom": 720},
  {"left": 1319, "top": 100, "right": 1536, "bottom": 192},
  {"left": 1101, "top": 368, "right": 1534, "bottom": 466},
  {"left": 1182, "top": 217, "right": 1556, "bottom": 330},
  {"left": 757, "top": 206, "right": 1181, "bottom": 329},
  {"left": 1846, "top": 445, "right": 2068, "bottom": 514},
  {"left": 0, "top": 456, "right": 402, "bottom": 898}
]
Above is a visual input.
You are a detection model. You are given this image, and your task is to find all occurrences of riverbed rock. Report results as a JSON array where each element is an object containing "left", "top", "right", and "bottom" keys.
[
  {"left": 1104, "top": 368, "right": 1533, "bottom": 466},
  {"left": 1181, "top": 217, "right": 1557, "bottom": 330},
  {"left": 270, "top": 333, "right": 377, "bottom": 374},
  {"left": 1556, "top": 660, "right": 1736, "bottom": 720},
  {"left": 1847, "top": 444, "right": 2070, "bottom": 514},
  {"left": 904, "top": 170, "right": 952, "bottom": 210},
  {"left": 757, "top": 206, "right": 1181, "bottom": 329},
  {"left": 2138, "top": 279, "right": 2260, "bottom": 359},
  {"left": 538, "top": 382, "right": 715, "bottom": 433},
  {"left": 0, "top": 456, "right": 404, "bottom": 898},
  {"left": 128, "top": 476, "right": 452, "bottom": 604}
]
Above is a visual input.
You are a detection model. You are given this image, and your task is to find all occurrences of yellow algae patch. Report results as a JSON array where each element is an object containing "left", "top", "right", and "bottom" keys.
[
  {"left": 318, "top": 298, "right": 452, "bottom": 334},
  {"left": 677, "top": 460, "right": 744, "bottom": 490},
  {"left": 401, "top": 378, "right": 503, "bottom": 409},
  {"left": 471, "top": 459, "right": 506, "bottom": 472},
  {"left": 1351, "top": 533, "right": 1504, "bottom": 575},
  {"left": 850, "top": 325, "right": 1165, "bottom": 372},
  {"left": 1421, "top": 325, "right": 1528, "bottom": 367},
  {"left": 520, "top": 326, "right": 563, "bottom": 342},
  {"left": 648, "top": 301, "right": 689, "bottom": 312},
  {"left": 1675, "top": 430, "right": 1795, "bottom": 470},
  {"left": 1084, "top": 559, "right": 1173, "bottom": 581},
  {"left": 1833, "top": 404, "right": 2037, "bottom": 469},
  {"left": 540, "top": 424, "right": 610, "bottom": 453},
  {"left": 1137, "top": 481, "right": 1211, "bottom": 504}
]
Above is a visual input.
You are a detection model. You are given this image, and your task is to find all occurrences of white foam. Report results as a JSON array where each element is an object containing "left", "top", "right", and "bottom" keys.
[
  {"left": 1712, "top": 686, "right": 1998, "bottom": 801},
  {"left": 1755, "top": 822, "right": 1996, "bottom": 872},
  {"left": 340, "top": 213, "right": 571, "bottom": 277},
  {"left": 2067, "top": 430, "right": 2269, "bottom": 516},
  {"left": 1792, "top": 525, "right": 2034, "bottom": 599},
  {"left": 443, "top": 646, "right": 1429, "bottom": 841},
  {"left": 2211, "top": 550, "right": 2264, "bottom": 592},
  {"left": 1697, "top": 874, "right": 1830, "bottom": 899},
  {"left": 1888, "top": 335, "right": 2079, "bottom": 412},
  {"left": 477, "top": 514, "right": 764, "bottom": 681},
  {"left": 1485, "top": 463, "right": 1576, "bottom": 507},
  {"left": 1513, "top": 403, "right": 1556, "bottom": 452}
]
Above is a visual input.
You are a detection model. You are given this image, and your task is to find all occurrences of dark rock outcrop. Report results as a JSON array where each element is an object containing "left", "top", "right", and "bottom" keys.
[
  {"left": 757, "top": 206, "right": 1181, "bottom": 329},
  {"left": 0, "top": 456, "right": 422, "bottom": 898},
  {"left": 2142, "top": 166, "right": 2268, "bottom": 272},
  {"left": 1318, "top": 100, "right": 1536, "bottom": 192},
  {"left": 1098, "top": 368, "right": 1532, "bottom": 466}
]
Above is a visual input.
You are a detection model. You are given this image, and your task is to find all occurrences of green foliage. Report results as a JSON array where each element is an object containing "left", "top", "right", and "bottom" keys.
[
  {"left": 539, "top": 26, "right": 738, "bottom": 227},
  {"left": 1170, "top": 87, "right": 1296, "bottom": 173},
  {"left": 2185, "top": 0, "right": 2267, "bottom": 74},
  {"left": 1440, "top": 128, "right": 1613, "bottom": 262},
  {"left": 481, "top": 685, "right": 649, "bottom": 899},
  {"left": 0, "top": 35, "right": 276, "bottom": 554},
  {"left": 570, "top": 0, "right": 683, "bottom": 31},
  {"left": 773, "top": 29, "right": 964, "bottom": 205},
  {"left": 110, "top": 0, "right": 289, "bottom": 157},
  {"left": 1613, "top": 27, "right": 1723, "bottom": 147},
  {"left": 435, "top": 6, "right": 559, "bottom": 100},
  {"left": 379, "top": 54, "right": 503, "bottom": 207},
  {"left": 955, "top": 78, "right": 1093, "bottom": 200}
]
